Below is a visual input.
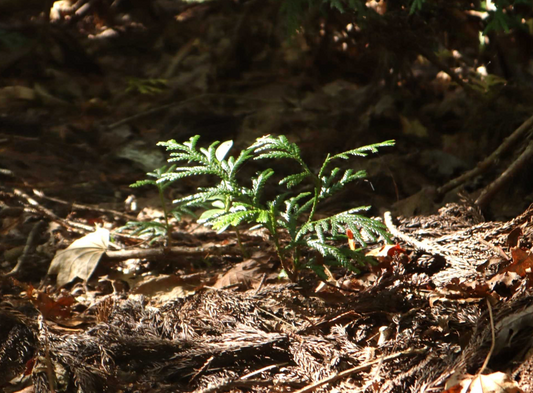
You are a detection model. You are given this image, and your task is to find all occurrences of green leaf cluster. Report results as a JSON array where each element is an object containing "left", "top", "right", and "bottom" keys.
[
  {"left": 125, "top": 78, "right": 168, "bottom": 95},
  {"left": 120, "top": 165, "right": 196, "bottom": 246},
  {"left": 135, "top": 134, "right": 394, "bottom": 280}
]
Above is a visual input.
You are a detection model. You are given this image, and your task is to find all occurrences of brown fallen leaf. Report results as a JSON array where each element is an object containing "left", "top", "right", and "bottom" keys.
[
  {"left": 502, "top": 246, "right": 533, "bottom": 277},
  {"left": 131, "top": 274, "right": 200, "bottom": 302},
  {"left": 469, "top": 372, "right": 522, "bottom": 393},
  {"left": 214, "top": 258, "right": 273, "bottom": 289},
  {"left": 442, "top": 372, "right": 522, "bottom": 393},
  {"left": 365, "top": 244, "right": 407, "bottom": 262},
  {"left": 47, "top": 227, "right": 109, "bottom": 287},
  {"left": 27, "top": 285, "right": 74, "bottom": 320}
]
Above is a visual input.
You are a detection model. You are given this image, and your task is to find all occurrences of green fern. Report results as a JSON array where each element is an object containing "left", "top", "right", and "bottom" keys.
[
  {"left": 126, "top": 78, "right": 168, "bottom": 95},
  {"left": 140, "top": 134, "right": 394, "bottom": 280},
  {"left": 121, "top": 164, "right": 195, "bottom": 246}
]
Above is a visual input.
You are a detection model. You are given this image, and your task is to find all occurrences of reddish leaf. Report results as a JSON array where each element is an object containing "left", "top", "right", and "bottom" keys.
[
  {"left": 502, "top": 247, "right": 533, "bottom": 277},
  {"left": 346, "top": 228, "right": 356, "bottom": 251},
  {"left": 27, "top": 285, "right": 73, "bottom": 320},
  {"left": 366, "top": 244, "right": 407, "bottom": 262}
]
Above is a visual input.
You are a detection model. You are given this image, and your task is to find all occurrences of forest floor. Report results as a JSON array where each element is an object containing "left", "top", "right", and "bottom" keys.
[{"left": 2, "top": 2, "right": 533, "bottom": 392}]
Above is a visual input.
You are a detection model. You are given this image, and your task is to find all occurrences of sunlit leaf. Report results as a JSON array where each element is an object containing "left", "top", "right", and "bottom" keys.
[
  {"left": 47, "top": 227, "right": 109, "bottom": 287},
  {"left": 215, "top": 140, "right": 233, "bottom": 161}
]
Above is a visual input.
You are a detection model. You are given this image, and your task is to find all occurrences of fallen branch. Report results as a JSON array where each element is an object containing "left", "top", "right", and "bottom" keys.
[
  {"left": 14, "top": 188, "right": 94, "bottom": 234},
  {"left": 476, "top": 139, "right": 533, "bottom": 208},
  {"left": 105, "top": 244, "right": 242, "bottom": 259},
  {"left": 384, "top": 211, "right": 471, "bottom": 269},
  {"left": 292, "top": 346, "right": 427, "bottom": 393},
  {"left": 437, "top": 113, "right": 533, "bottom": 197}
]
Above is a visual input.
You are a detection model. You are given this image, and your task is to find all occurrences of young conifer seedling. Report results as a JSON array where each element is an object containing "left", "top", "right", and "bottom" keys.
[
  {"left": 153, "top": 134, "right": 394, "bottom": 281},
  {"left": 123, "top": 165, "right": 196, "bottom": 246}
]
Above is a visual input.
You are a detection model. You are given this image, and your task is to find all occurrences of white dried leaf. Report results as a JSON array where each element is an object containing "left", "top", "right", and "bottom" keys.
[{"left": 48, "top": 227, "right": 109, "bottom": 287}]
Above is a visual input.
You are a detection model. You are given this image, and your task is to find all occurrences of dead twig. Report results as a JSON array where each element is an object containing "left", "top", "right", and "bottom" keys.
[
  {"left": 38, "top": 315, "right": 56, "bottom": 393},
  {"left": 105, "top": 244, "right": 242, "bottom": 259},
  {"left": 8, "top": 220, "right": 47, "bottom": 276},
  {"left": 240, "top": 363, "right": 287, "bottom": 380},
  {"left": 384, "top": 211, "right": 471, "bottom": 269},
  {"left": 253, "top": 272, "right": 267, "bottom": 295},
  {"left": 14, "top": 188, "right": 93, "bottom": 233},
  {"left": 36, "top": 192, "right": 135, "bottom": 220},
  {"left": 189, "top": 355, "right": 214, "bottom": 383},
  {"left": 475, "top": 235, "right": 510, "bottom": 261},
  {"left": 437, "top": 113, "right": 533, "bottom": 197},
  {"left": 197, "top": 379, "right": 279, "bottom": 393},
  {"left": 292, "top": 346, "right": 428, "bottom": 393},
  {"left": 478, "top": 299, "right": 496, "bottom": 375},
  {"left": 476, "top": 139, "right": 533, "bottom": 209}
]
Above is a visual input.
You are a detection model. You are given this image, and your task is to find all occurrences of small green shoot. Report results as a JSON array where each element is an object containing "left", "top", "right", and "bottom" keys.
[
  {"left": 125, "top": 78, "right": 168, "bottom": 95},
  {"left": 121, "top": 165, "right": 195, "bottom": 246},
  {"left": 150, "top": 134, "right": 394, "bottom": 280}
]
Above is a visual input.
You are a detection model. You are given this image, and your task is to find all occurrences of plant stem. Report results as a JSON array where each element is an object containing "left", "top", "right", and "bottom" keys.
[
  {"left": 235, "top": 228, "right": 249, "bottom": 258},
  {"left": 273, "top": 234, "right": 294, "bottom": 280},
  {"left": 307, "top": 154, "right": 330, "bottom": 222},
  {"left": 158, "top": 186, "right": 172, "bottom": 248}
]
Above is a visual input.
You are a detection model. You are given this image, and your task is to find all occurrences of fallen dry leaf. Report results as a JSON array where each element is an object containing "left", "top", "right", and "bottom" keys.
[
  {"left": 502, "top": 246, "right": 533, "bottom": 277},
  {"left": 442, "top": 372, "right": 522, "bottom": 393},
  {"left": 469, "top": 372, "right": 522, "bottom": 393},
  {"left": 366, "top": 244, "right": 407, "bottom": 262},
  {"left": 47, "top": 227, "right": 109, "bottom": 287},
  {"left": 215, "top": 258, "right": 272, "bottom": 289},
  {"left": 131, "top": 274, "right": 199, "bottom": 301},
  {"left": 27, "top": 285, "right": 74, "bottom": 320}
]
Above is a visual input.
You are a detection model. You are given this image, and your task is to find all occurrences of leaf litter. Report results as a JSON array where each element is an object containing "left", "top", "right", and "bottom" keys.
[{"left": 2, "top": 198, "right": 533, "bottom": 391}]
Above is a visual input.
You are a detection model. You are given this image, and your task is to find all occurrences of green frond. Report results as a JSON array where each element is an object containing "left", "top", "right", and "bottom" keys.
[
  {"left": 254, "top": 151, "right": 300, "bottom": 161},
  {"left": 130, "top": 179, "right": 156, "bottom": 187},
  {"left": 166, "top": 150, "right": 204, "bottom": 162},
  {"left": 229, "top": 148, "right": 255, "bottom": 178},
  {"left": 158, "top": 135, "right": 201, "bottom": 151},
  {"left": 198, "top": 207, "right": 226, "bottom": 224},
  {"left": 331, "top": 140, "right": 395, "bottom": 160},
  {"left": 199, "top": 145, "right": 213, "bottom": 162},
  {"left": 130, "top": 164, "right": 177, "bottom": 188},
  {"left": 283, "top": 192, "right": 312, "bottom": 216},
  {"left": 174, "top": 185, "right": 250, "bottom": 206},
  {"left": 173, "top": 187, "right": 224, "bottom": 205},
  {"left": 211, "top": 208, "right": 267, "bottom": 231},
  {"left": 296, "top": 206, "right": 376, "bottom": 242},
  {"left": 256, "top": 210, "right": 272, "bottom": 224},
  {"left": 161, "top": 166, "right": 227, "bottom": 181},
  {"left": 118, "top": 221, "right": 168, "bottom": 244},
  {"left": 252, "top": 135, "right": 303, "bottom": 164},
  {"left": 133, "top": 132, "right": 394, "bottom": 280},
  {"left": 279, "top": 192, "right": 312, "bottom": 235},
  {"left": 297, "top": 198, "right": 314, "bottom": 215},
  {"left": 341, "top": 169, "right": 366, "bottom": 183},
  {"left": 305, "top": 239, "right": 351, "bottom": 265},
  {"left": 184, "top": 135, "right": 201, "bottom": 150},
  {"left": 344, "top": 214, "right": 391, "bottom": 246},
  {"left": 315, "top": 224, "right": 325, "bottom": 243},
  {"left": 280, "top": 172, "right": 310, "bottom": 189},
  {"left": 344, "top": 206, "right": 372, "bottom": 214},
  {"left": 268, "top": 192, "right": 292, "bottom": 219},
  {"left": 251, "top": 169, "right": 275, "bottom": 204}
]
